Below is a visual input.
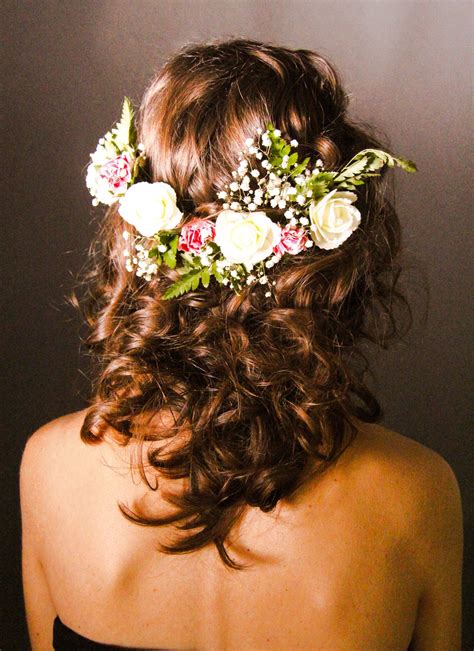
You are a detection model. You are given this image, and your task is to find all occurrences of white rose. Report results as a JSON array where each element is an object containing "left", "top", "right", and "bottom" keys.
[
  {"left": 118, "top": 181, "right": 183, "bottom": 237},
  {"left": 214, "top": 210, "right": 281, "bottom": 270},
  {"left": 309, "top": 189, "right": 361, "bottom": 250}
]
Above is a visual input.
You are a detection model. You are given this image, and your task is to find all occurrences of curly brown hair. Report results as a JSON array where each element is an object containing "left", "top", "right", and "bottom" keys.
[{"left": 78, "top": 38, "right": 410, "bottom": 570}]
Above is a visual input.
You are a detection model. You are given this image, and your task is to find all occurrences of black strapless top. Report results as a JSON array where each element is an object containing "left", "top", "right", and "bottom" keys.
[{"left": 53, "top": 616, "right": 194, "bottom": 650}]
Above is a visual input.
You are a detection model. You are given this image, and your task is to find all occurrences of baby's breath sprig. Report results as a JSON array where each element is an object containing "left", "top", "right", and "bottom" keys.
[{"left": 220, "top": 124, "right": 315, "bottom": 215}]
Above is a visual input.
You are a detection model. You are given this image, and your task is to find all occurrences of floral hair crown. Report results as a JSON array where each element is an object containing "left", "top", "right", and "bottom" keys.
[{"left": 86, "top": 97, "right": 417, "bottom": 299}]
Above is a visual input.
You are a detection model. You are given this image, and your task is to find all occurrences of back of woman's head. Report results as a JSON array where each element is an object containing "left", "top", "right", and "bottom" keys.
[{"left": 80, "top": 38, "right": 410, "bottom": 570}]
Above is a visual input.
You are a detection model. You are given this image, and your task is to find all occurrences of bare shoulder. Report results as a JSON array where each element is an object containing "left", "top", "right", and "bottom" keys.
[
  {"left": 20, "top": 409, "right": 89, "bottom": 505},
  {"left": 347, "top": 419, "right": 460, "bottom": 480},
  {"left": 24, "top": 408, "right": 88, "bottom": 447},
  {"left": 19, "top": 410, "right": 92, "bottom": 647},
  {"left": 353, "top": 420, "right": 461, "bottom": 500},
  {"left": 348, "top": 421, "right": 463, "bottom": 646},
  {"left": 21, "top": 408, "right": 88, "bottom": 463},
  {"left": 344, "top": 420, "right": 463, "bottom": 534}
]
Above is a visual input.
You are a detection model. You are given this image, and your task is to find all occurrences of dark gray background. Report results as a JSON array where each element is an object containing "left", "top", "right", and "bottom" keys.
[{"left": 2, "top": 0, "right": 472, "bottom": 648}]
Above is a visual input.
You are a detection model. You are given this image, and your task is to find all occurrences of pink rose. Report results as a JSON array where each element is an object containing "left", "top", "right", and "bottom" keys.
[
  {"left": 178, "top": 218, "right": 216, "bottom": 253},
  {"left": 273, "top": 225, "right": 308, "bottom": 256},
  {"left": 99, "top": 152, "right": 134, "bottom": 193}
]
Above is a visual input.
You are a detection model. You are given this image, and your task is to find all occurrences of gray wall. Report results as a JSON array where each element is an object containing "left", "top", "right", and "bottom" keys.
[{"left": 3, "top": 0, "right": 472, "bottom": 647}]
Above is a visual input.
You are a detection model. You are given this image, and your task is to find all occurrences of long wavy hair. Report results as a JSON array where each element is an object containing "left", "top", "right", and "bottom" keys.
[{"left": 78, "top": 38, "right": 411, "bottom": 570}]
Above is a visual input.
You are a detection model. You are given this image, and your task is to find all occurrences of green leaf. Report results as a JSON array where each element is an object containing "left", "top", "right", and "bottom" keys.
[
  {"left": 333, "top": 156, "right": 369, "bottom": 183},
  {"left": 311, "top": 182, "right": 331, "bottom": 200},
  {"left": 207, "top": 241, "right": 220, "bottom": 255},
  {"left": 304, "top": 171, "right": 337, "bottom": 199},
  {"left": 162, "top": 268, "right": 202, "bottom": 300},
  {"left": 334, "top": 148, "right": 417, "bottom": 184},
  {"left": 159, "top": 233, "right": 179, "bottom": 269},
  {"left": 365, "top": 156, "right": 386, "bottom": 173},
  {"left": 132, "top": 153, "right": 147, "bottom": 181},
  {"left": 290, "top": 156, "right": 310, "bottom": 178},
  {"left": 394, "top": 156, "right": 417, "bottom": 173},
  {"left": 114, "top": 97, "right": 137, "bottom": 150},
  {"left": 180, "top": 252, "right": 202, "bottom": 268},
  {"left": 271, "top": 156, "right": 283, "bottom": 168},
  {"left": 169, "top": 234, "right": 179, "bottom": 255},
  {"left": 163, "top": 247, "right": 177, "bottom": 269},
  {"left": 306, "top": 171, "right": 336, "bottom": 186},
  {"left": 201, "top": 266, "right": 210, "bottom": 288},
  {"left": 191, "top": 271, "right": 201, "bottom": 290},
  {"left": 288, "top": 152, "right": 299, "bottom": 167},
  {"left": 210, "top": 260, "right": 224, "bottom": 282},
  {"left": 147, "top": 248, "right": 162, "bottom": 265}
]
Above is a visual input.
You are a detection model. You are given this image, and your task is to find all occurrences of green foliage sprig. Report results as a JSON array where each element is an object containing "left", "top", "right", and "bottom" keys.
[
  {"left": 333, "top": 148, "right": 417, "bottom": 190},
  {"left": 107, "top": 97, "right": 147, "bottom": 181},
  {"left": 114, "top": 97, "right": 137, "bottom": 151}
]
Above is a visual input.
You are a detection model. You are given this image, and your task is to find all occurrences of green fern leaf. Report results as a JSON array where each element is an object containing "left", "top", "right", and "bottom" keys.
[
  {"left": 336, "top": 149, "right": 417, "bottom": 182},
  {"left": 114, "top": 97, "right": 136, "bottom": 150},
  {"left": 191, "top": 271, "right": 201, "bottom": 290},
  {"left": 289, "top": 156, "right": 310, "bottom": 178},
  {"left": 169, "top": 234, "right": 179, "bottom": 255},
  {"left": 162, "top": 247, "right": 177, "bottom": 269},
  {"left": 201, "top": 266, "right": 211, "bottom": 288},
  {"left": 162, "top": 268, "right": 202, "bottom": 300},
  {"left": 394, "top": 157, "right": 417, "bottom": 173},
  {"left": 333, "top": 156, "right": 369, "bottom": 183},
  {"left": 211, "top": 261, "right": 224, "bottom": 283}
]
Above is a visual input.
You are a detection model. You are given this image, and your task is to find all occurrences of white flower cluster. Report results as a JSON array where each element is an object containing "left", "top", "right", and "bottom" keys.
[
  {"left": 218, "top": 130, "right": 324, "bottom": 225},
  {"left": 122, "top": 231, "right": 158, "bottom": 281}
]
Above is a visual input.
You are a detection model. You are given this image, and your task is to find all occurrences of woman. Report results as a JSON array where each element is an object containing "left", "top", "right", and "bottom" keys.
[{"left": 20, "top": 39, "right": 463, "bottom": 650}]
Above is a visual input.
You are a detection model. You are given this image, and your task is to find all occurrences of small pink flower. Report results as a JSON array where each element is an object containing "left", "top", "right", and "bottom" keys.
[
  {"left": 99, "top": 152, "right": 134, "bottom": 193},
  {"left": 178, "top": 218, "right": 216, "bottom": 253},
  {"left": 273, "top": 225, "right": 308, "bottom": 256}
]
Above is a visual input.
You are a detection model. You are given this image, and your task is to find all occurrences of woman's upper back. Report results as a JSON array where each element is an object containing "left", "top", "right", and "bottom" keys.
[{"left": 20, "top": 409, "right": 462, "bottom": 650}]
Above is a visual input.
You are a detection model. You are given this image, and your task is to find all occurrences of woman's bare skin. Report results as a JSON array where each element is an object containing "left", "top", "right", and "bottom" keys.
[{"left": 20, "top": 409, "right": 463, "bottom": 650}]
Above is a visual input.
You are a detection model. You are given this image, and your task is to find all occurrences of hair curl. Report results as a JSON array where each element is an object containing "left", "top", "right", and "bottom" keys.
[{"left": 77, "top": 38, "right": 411, "bottom": 570}]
